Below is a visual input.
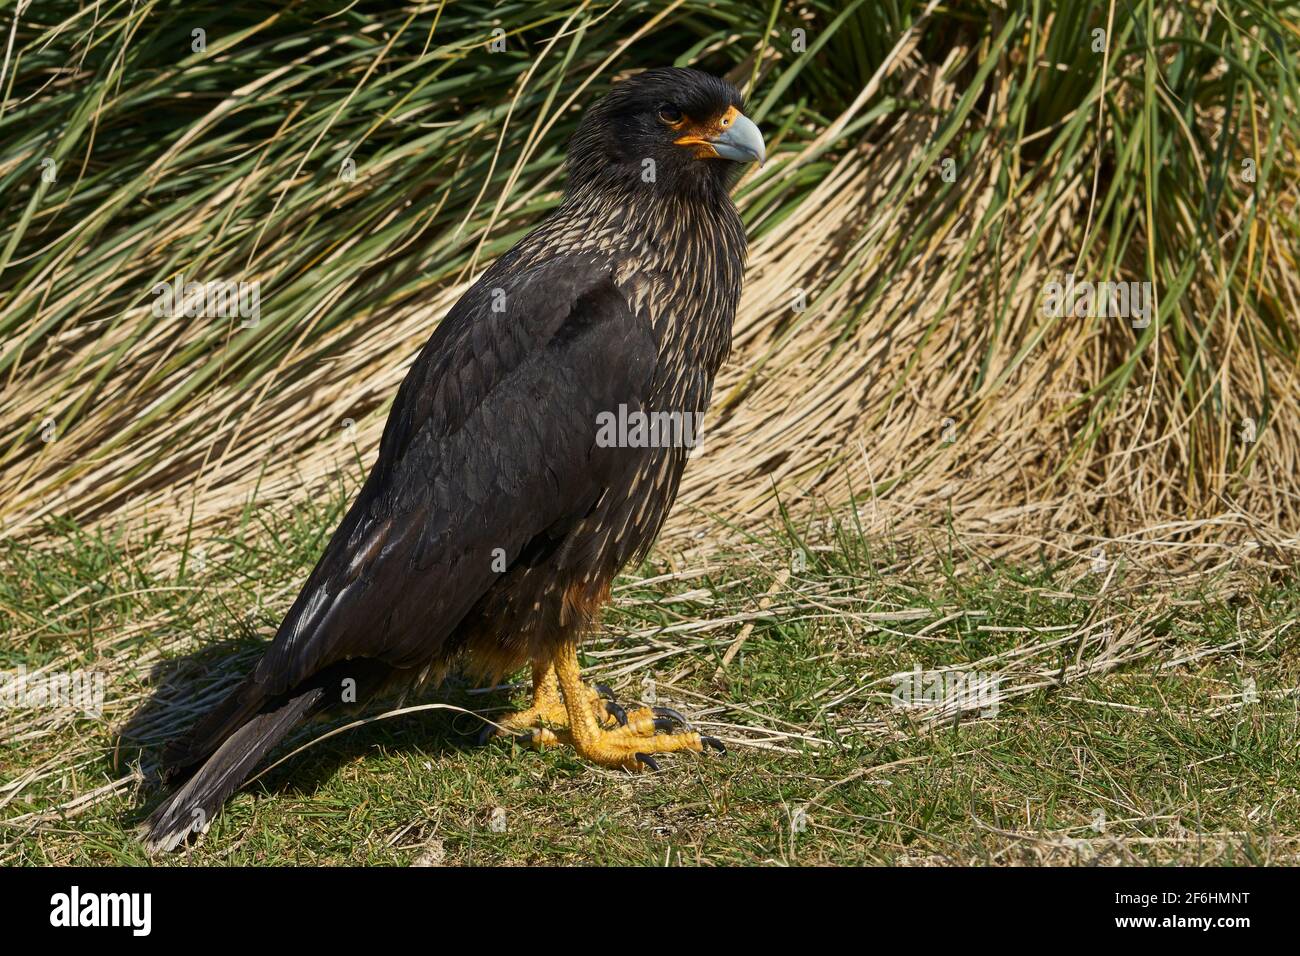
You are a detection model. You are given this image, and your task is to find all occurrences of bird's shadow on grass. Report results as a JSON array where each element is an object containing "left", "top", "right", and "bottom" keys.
[{"left": 118, "top": 639, "right": 521, "bottom": 827}]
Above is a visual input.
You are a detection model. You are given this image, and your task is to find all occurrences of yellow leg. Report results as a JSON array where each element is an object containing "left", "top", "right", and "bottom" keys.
[
  {"left": 553, "top": 641, "right": 724, "bottom": 772},
  {"left": 480, "top": 659, "right": 613, "bottom": 746}
]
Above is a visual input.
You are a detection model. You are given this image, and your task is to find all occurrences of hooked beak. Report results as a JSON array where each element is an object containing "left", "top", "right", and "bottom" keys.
[
  {"left": 709, "top": 112, "right": 766, "bottom": 166},
  {"left": 675, "top": 106, "right": 766, "bottom": 166}
]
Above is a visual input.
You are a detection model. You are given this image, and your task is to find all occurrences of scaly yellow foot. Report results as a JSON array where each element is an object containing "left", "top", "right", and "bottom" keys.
[
  {"left": 478, "top": 659, "right": 618, "bottom": 746},
  {"left": 553, "top": 642, "right": 726, "bottom": 772}
]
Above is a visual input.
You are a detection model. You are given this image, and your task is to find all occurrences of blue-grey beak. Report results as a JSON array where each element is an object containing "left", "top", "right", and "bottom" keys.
[{"left": 710, "top": 113, "right": 765, "bottom": 166}]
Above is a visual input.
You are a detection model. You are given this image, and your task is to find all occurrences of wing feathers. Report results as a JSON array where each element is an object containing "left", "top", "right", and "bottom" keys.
[{"left": 250, "top": 257, "right": 656, "bottom": 693}]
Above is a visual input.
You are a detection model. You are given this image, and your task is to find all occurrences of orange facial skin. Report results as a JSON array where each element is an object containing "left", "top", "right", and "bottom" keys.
[{"left": 671, "top": 104, "right": 743, "bottom": 159}]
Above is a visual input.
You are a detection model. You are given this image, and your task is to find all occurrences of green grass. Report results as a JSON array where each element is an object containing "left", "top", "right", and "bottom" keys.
[{"left": 3, "top": 480, "right": 1298, "bottom": 865}]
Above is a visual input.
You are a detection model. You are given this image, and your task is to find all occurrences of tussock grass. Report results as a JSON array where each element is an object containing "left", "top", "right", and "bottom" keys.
[{"left": 1, "top": 2, "right": 1298, "bottom": 572}]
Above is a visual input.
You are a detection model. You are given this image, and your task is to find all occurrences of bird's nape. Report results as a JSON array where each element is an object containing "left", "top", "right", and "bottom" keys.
[{"left": 564, "top": 67, "right": 764, "bottom": 197}]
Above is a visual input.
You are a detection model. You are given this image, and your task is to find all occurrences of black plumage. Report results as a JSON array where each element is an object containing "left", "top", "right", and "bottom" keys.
[{"left": 144, "top": 67, "right": 763, "bottom": 852}]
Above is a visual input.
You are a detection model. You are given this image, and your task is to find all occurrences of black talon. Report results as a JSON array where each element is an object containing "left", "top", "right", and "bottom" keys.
[
  {"left": 476, "top": 722, "right": 499, "bottom": 746},
  {"left": 651, "top": 706, "right": 691, "bottom": 729},
  {"left": 594, "top": 683, "right": 616, "bottom": 701},
  {"left": 701, "top": 736, "right": 726, "bottom": 754},
  {"left": 605, "top": 700, "right": 628, "bottom": 726},
  {"left": 634, "top": 753, "right": 660, "bottom": 772},
  {"left": 652, "top": 717, "right": 678, "bottom": 733}
]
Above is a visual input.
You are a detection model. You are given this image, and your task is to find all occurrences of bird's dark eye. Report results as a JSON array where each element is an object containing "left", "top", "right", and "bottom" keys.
[{"left": 657, "top": 105, "right": 684, "bottom": 125}]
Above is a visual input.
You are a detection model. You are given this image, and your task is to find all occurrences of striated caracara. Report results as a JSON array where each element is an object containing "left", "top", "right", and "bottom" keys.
[{"left": 143, "top": 67, "right": 765, "bottom": 853}]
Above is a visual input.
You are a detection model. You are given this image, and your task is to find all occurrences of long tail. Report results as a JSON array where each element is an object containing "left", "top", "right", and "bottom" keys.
[{"left": 140, "top": 686, "right": 324, "bottom": 854}]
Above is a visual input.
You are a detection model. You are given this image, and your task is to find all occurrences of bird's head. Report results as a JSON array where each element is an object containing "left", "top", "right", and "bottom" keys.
[{"left": 566, "top": 68, "right": 765, "bottom": 201}]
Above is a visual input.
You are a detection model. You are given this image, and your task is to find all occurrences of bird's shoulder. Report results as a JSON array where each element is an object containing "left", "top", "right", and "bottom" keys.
[
  {"left": 252, "top": 253, "right": 660, "bottom": 688},
  {"left": 377, "top": 252, "right": 653, "bottom": 472}
]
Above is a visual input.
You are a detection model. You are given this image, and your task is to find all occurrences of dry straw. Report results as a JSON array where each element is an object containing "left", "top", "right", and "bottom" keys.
[{"left": 3, "top": 2, "right": 1296, "bottom": 577}]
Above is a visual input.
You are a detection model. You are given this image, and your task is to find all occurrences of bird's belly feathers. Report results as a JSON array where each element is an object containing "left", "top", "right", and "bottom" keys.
[
  {"left": 447, "top": 214, "right": 742, "bottom": 679},
  {"left": 451, "top": 357, "right": 719, "bottom": 681}
]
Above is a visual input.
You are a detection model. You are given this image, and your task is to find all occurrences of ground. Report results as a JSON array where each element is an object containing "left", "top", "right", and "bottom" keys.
[{"left": 2, "top": 485, "right": 1298, "bottom": 865}]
